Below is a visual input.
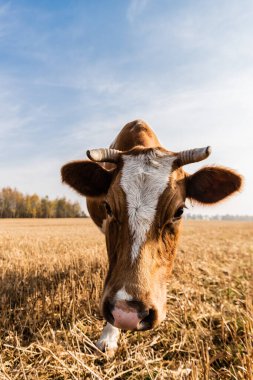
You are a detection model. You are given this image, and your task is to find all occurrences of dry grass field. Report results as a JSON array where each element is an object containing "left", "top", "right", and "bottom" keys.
[{"left": 0, "top": 218, "right": 252, "bottom": 380}]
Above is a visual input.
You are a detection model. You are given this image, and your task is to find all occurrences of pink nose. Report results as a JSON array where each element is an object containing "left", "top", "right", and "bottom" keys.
[{"left": 111, "top": 301, "right": 141, "bottom": 330}]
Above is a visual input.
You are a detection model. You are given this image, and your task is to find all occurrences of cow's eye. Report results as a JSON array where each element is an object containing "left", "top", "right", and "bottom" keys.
[
  {"left": 103, "top": 201, "right": 113, "bottom": 217},
  {"left": 173, "top": 207, "right": 184, "bottom": 220}
]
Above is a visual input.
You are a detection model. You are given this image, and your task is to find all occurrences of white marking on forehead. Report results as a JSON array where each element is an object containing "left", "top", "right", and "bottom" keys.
[
  {"left": 120, "top": 150, "right": 175, "bottom": 261},
  {"left": 115, "top": 286, "right": 133, "bottom": 301}
]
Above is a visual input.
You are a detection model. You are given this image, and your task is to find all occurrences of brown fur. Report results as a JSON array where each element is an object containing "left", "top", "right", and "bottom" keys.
[
  {"left": 186, "top": 166, "right": 242, "bottom": 204},
  {"left": 61, "top": 119, "right": 242, "bottom": 330},
  {"left": 61, "top": 161, "right": 116, "bottom": 197}
]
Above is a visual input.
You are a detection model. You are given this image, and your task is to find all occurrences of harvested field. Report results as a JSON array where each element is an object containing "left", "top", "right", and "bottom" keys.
[{"left": 0, "top": 219, "right": 252, "bottom": 379}]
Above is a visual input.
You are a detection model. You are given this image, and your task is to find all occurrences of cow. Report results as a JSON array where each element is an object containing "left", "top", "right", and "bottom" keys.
[{"left": 61, "top": 119, "right": 242, "bottom": 355}]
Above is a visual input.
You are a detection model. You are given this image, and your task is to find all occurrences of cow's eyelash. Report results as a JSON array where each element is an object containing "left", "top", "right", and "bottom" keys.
[
  {"left": 173, "top": 207, "right": 184, "bottom": 220},
  {"left": 160, "top": 204, "right": 186, "bottom": 227},
  {"left": 103, "top": 201, "right": 122, "bottom": 225},
  {"left": 103, "top": 201, "right": 113, "bottom": 217}
]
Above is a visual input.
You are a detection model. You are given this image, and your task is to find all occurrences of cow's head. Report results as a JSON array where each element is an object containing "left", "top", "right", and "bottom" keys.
[{"left": 61, "top": 146, "right": 242, "bottom": 331}]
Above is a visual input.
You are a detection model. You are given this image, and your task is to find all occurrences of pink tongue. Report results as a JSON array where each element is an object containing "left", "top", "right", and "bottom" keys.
[{"left": 112, "top": 307, "right": 140, "bottom": 330}]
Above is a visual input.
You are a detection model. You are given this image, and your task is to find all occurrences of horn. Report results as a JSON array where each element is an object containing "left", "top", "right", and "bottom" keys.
[
  {"left": 178, "top": 146, "right": 211, "bottom": 166},
  {"left": 86, "top": 148, "right": 122, "bottom": 162}
]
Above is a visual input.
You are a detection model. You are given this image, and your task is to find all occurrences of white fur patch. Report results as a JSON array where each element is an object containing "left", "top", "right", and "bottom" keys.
[
  {"left": 115, "top": 286, "right": 133, "bottom": 301},
  {"left": 96, "top": 322, "right": 120, "bottom": 352},
  {"left": 120, "top": 150, "right": 174, "bottom": 261}
]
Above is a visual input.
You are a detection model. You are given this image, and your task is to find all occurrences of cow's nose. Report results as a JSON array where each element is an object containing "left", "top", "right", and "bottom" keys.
[{"left": 103, "top": 299, "right": 155, "bottom": 330}]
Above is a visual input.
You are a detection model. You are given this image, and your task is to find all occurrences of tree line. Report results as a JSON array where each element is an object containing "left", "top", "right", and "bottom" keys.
[{"left": 0, "top": 188, "right": 86, "bottom": 218}]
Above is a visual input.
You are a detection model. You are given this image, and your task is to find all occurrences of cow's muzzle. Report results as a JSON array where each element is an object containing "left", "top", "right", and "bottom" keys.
[{"left": 103, "top": 299, "right": 157, "bottom": 331}]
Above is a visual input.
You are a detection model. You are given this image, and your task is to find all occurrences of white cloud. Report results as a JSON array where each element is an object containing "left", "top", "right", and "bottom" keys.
[{"left": 127, "top": 0, "right": 150, "bottom": 23}]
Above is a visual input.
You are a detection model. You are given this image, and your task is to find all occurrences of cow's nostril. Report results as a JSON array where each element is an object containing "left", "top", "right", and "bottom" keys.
[
  {"left": 139, "top": 308, "right": 156, "bottom": 330},
  {"left": 138, "top": 309, "right": 149, "bottom": 320},
  {"left": 103, "top": 300, "right": 114, "bottom": 325}
]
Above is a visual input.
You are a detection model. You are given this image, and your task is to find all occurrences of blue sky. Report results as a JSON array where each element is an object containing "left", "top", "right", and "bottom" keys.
[{"left": 0, "top": 0, "right": 252, "bottom": 215}]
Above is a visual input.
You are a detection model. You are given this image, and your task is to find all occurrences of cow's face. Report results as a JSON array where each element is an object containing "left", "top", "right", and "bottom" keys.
[
  {"left": 101, "top": 149, "right": 185, "bottom": 330},
  {"left": 61, "top": 147, "right": 242, "bottom": 331}
]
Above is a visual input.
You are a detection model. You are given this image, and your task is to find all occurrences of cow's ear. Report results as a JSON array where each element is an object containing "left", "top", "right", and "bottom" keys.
[
  {"left": 61, "top": 161, "right": 115, "bottom": 197},
  {"left": 186, "top": 166, "right": 242, "bottom": 204}
]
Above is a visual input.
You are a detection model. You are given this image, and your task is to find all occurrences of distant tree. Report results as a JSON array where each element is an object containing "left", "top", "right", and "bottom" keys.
[
  {"left": 0, "top": 188, "right": 86, "bottom": 218},
  {"left": 40, "top": 196, "right": 51, "bottom": 218},
  {"left": 55, "top": 198, "right": 67, "bottom": 218},
  {"left": 30, "top": 194, "right": 40, "bottom": 218}
]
